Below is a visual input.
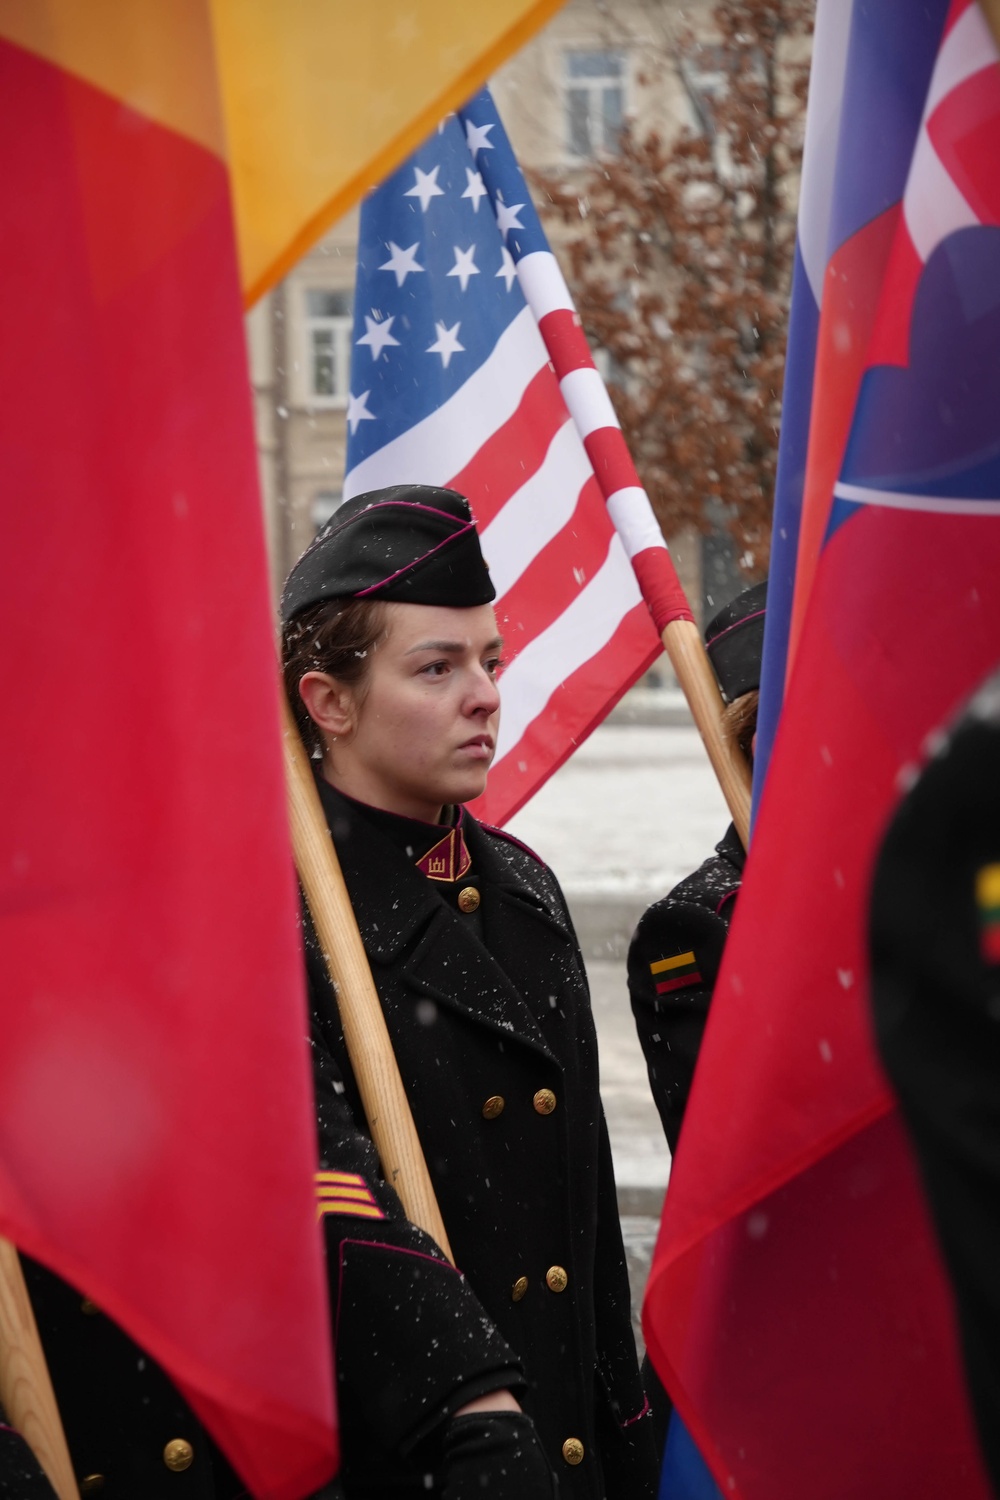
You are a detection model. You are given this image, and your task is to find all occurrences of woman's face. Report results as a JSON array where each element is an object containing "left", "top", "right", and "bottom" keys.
[{"left": 331, "top": 601, "right": 503, "bottom": 823}]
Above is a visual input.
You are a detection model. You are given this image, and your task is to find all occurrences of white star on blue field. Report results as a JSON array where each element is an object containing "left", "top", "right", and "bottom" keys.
[{"left": 347, "top": 111, "right": 530, "bottom": 459}]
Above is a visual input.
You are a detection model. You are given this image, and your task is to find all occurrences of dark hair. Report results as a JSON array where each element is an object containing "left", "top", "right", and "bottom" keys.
[
  {"left": 721, "top": 689, "right": 759, "bottom": 764},
  {"left": 281, "top": 597, "right": 390, "bottom": 756}
]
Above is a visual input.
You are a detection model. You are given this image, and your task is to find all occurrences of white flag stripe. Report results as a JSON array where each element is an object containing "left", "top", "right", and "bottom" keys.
[
  {"left": 798, "top": 0, "right": 855, "bottom": 303},
  {"left": 903, "top": 124, "right": 978, "bottom": 263},
  {"left": 343, "top": 306, "right": 550, "bottom": 498},
  {"left": 903, "top": 3, "right": 995, "bottom": 264},
  {"left": 833, "top": 480, "right": 1000, "bottom": 514},
  {"left": 516, "top": 250, "right": 575, "bottom": 322},
  {"left": 606, "top": 487, "right": 670, "bottom": 558},
  {"left": 480, "top": 418, "right": 595, "bottom": 597},
  {"left": 493, "top": 536, "right": 643, "bottom": 761},
  {"left": 925, "top": 3, "right": 995, "bottom": 119},
  {"left": 559, "top": 366, "right": 621, "bottom": 440}
]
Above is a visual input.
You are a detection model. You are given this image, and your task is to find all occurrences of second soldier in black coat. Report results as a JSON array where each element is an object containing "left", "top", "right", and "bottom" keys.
[
  {"left": 627, "top": 583, "right": 764, "bottom": 1154},
  {"left": 869, "top": 665, "right": 1000, "bottom": 1495}
]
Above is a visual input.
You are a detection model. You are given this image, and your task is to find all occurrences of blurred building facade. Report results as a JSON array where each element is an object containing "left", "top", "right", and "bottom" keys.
[{"left": 247, "top": 0, "right": 741, "bottom": 635}]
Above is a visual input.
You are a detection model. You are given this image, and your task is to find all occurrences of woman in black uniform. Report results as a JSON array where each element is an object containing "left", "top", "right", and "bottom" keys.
[{"left": 281, "top": 484, "right": 656, "bottom": 1500}]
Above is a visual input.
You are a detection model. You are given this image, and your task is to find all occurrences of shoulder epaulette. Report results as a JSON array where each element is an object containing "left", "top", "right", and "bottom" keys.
[{"left": 476, "top": 820, "right": 546, "bottom": 868}]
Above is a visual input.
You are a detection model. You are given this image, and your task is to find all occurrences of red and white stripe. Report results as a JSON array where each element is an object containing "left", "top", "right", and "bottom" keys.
[{"left": 515, "top": 248, "right": 693, "bottom": 633}]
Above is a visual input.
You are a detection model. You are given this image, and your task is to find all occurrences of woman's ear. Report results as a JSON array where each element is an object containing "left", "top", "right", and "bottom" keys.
[{"left": 297, "top": 671, "right": 357, "bottom": 741}]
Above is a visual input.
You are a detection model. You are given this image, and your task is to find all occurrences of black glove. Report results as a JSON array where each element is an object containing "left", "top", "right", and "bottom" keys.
[
  {"left": 0, "top": 1429, "right": 58, "bottom": 1500},
  {"left": 439, "top": 1411, "right": 557, "bottom": 1500}
]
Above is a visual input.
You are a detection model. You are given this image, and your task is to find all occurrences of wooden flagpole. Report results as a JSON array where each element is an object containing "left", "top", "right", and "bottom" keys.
[
  {"left": 0, "top": 1238, "right": 80, "bottom": 1499},
  {"left": 661, "top": 618, "right": 753, "bottom": 850},
  {"left": 979, "top": 0, "right": 1000, "bottom": 50},
  {"left": 281, "top": 696, "right": 455, "bottom": 1264}
]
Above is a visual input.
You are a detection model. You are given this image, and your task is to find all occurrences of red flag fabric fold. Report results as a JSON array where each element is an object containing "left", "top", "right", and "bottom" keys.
[{"left": 0, "top": 30, "right": 336, "bottom": 1498}]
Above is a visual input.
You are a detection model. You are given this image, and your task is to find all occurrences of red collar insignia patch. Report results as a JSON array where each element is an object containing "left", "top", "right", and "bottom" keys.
[{"left": 416, "top": 827, "right": 472, "bottom": 883}]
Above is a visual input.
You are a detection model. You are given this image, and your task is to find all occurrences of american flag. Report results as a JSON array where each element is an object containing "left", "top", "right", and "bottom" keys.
[{"left": 344, "top": 88, "right": 690, "bottom": 825}]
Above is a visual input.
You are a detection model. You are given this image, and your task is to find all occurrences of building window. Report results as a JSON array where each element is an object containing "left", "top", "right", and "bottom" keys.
[
  {"left": 305, "top": 290, "right": 352, "bottom": 406},
  {"left": 564, "top": 50, "right": 626, "bottom": 160},
  {"left": 679, "top": 46, "right": 729, "bottom": 137},
  {"left": 312, "top": 490, "right": 343, "bottom": 531}
]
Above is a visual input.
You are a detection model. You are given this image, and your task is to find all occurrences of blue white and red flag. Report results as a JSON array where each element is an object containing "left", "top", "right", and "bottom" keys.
[
  {"left": 344, "top": 89, "right": 691, "bottom": 825},
  {"left": 646, "top": 3, "right": 1000, "bottom": 1496}
]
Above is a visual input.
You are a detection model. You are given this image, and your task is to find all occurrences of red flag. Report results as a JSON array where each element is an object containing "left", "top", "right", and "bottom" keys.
[
  {"left": 645, "top": 2, "right": 1000, "bottom": 1495},
  {"left": 0, "top": 15, "right": 335, "bottom": 1498}
]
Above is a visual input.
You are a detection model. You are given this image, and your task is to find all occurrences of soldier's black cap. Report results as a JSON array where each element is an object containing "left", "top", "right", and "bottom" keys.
[
  {"left": 705, "top": 581, "right": 767, "bottom": 702},
  {"left": 281, "top": 484, "right": 496, "bottom": 623}
]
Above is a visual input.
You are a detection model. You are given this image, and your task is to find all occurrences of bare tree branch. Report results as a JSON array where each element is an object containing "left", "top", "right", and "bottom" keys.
[{"left": 534, "top": 0, "right": 812, "bottom": 577}]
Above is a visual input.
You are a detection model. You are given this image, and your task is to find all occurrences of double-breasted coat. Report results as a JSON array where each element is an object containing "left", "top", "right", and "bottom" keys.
[
  {"left": 627, "top": 824, "right": 745, "bottom": 1154},
  {"left": 307, "top": 780, "right": 656, "bottom": 1498}
]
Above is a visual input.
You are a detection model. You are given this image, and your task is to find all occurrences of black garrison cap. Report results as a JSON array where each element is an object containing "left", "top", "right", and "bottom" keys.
[
  {"left": 705, "top": 580, "right": 767, "bottom": 703},
  {"left": 281, "top": 484, "right": 496, "bottom": 623}
]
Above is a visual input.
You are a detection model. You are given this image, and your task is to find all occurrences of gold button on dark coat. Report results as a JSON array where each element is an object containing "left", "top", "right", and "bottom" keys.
[
  {"left": 457, "top": 885, "right": 480, "bottom": 913},
  {"left": 482, "top": 1095, "right": 505, "bottom": 1120},
  {"left": 511, "top": 1276, "right": 529, "bottom": 1302},
  {"left": 163, "top": 1439, "right": 194, "bottom": 1472},
  {"left": 80, "top": 1478, "right": 105, "bottom": 1495},
  {"left": 532, "top": 1088, "right": 557, "bottom": 1115},
  {"left": 562, "top": 1438, "right": 585, "bottom": 1465},
  {"left": 80, "top": 1297, "right": 100, "bottom": 1316},
  {"left": 546, "top": 1265, "right": 568, "bottom": 1293}
]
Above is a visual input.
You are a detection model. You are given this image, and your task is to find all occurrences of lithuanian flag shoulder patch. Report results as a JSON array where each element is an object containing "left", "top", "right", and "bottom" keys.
[
  {"left": 650, "top": 950, "right": 703, "bottom": 994},
  {"left": 976, "top": 862, "right": 1000, "bottom": 964}
]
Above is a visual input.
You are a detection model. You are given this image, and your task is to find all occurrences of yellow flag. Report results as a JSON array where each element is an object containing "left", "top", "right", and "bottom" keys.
[{"left": 211, "top": 0, "right": 566, "bottom": 303}]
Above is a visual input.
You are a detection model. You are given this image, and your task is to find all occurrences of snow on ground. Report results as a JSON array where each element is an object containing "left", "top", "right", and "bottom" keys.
[{"left": 507, "top": 721, "right": 730, "bottom": 899}]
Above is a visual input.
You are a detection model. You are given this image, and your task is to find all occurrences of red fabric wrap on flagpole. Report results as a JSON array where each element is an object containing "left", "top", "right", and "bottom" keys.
[{"left": 631, "top": 548, "right": 694, "bottom": 631}]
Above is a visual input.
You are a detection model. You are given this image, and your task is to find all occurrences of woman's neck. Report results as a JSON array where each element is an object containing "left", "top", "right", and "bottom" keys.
[{"left": 320, "top": 760, "right": 444, "bottom": 825}]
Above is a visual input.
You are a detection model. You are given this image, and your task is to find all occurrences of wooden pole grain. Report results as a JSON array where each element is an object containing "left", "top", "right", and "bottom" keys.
[
  {"left": 0, "top": 1237, "right": 80, "bottom": 1500},
  {"left": 281, "top": 696, "right": 455, "bottom": 1264},
  {"left": 661, "top": 617, "right": 753, "bottom": 851},
  {"left": 979, "top": 0, "right": 1000, "bottom": 50}
]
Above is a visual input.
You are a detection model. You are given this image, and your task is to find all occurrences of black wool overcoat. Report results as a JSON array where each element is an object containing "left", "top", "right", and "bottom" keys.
[
  {"left": 870, "top": 681, "right": 1000, "bottom": 1494},
  {"left": 307, "top": 781, "right": 656, "bottom": 1500}
]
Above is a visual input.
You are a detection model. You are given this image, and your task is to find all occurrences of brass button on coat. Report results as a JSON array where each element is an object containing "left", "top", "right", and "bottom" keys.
[
  {"left": 482, "top": 1095, "right": 505, "bottom": 1120},
  {"left": 457, "top": 886, "right": 480, "bottom": 913},
  {"left": 545, "top": 1265, "right": 568, "bottom": 1293},
  {"left": 562, "top": 1438, "right": 585, "bottom": 1465},
  {"left": 511, "top": 1275, "right": 529, "bottom": 1302},
  {"left": 532, "top": 1088, "right": 557, "bottom": 1115},
  {"left": 80, "top": 1297, "right": 100, "bottom": 1316},
  {"left": 80, "top": 1478, "right": 105, "bottom": 1496},
  {"left": 163, "top": 1439, "right": 194, "bottom": 1472}
]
